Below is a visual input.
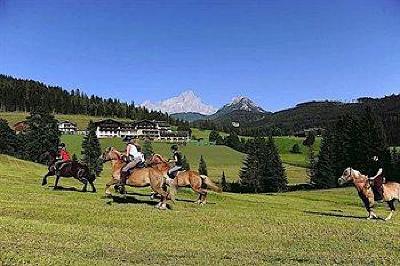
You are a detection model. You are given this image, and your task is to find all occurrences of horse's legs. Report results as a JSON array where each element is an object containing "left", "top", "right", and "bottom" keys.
[
  {"left": 385, "top": 200, "right": 396, "bottom": 221},
  {"left": 54, "top": 176, "right": 61, "bottom": 189},
  {"left": 191, "top": 184, "right": 207, "bottom": 205},
  {"left": 105, "top": 178, "right": 119, "bottom": 197},
  {"left": 79, "top": 178, "right": 88, "bottom": 192},
  {"left": 42, "top": 172, "right": 51, "bottom": 186},
  {"left": 367, "top": 206, "right": 378, "bottom": 220},
  {"left": 89, "top": 180, "right": 96, "bottom": 193}
]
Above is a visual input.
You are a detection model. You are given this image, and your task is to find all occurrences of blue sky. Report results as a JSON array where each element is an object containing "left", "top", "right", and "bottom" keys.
[{"left": 0, "top": 0, "right": 399, "bottom": 111}]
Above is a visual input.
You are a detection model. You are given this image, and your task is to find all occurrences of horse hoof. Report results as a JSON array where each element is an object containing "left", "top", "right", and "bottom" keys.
[{"left": 41, "top": 181, "right": 47, "bottom": 186}]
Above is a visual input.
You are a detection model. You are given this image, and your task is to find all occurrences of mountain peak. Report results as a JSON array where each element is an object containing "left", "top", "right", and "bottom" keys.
[
  {"left": 227, "top": 96, "right": 266, "bottom": 113},
  {"left": 141, "top": 90, "right": 217, "bottom": 115}
]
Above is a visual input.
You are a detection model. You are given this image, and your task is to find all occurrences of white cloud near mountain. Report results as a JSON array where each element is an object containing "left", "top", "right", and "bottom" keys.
[{"left": 141, "top": 90, "right": 217, "bottom": 115}]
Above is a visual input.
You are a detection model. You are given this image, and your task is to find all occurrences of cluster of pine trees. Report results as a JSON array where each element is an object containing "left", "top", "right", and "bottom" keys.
[
  {"left": 239, "top": 136, "right": 287, "bottom": 193},
  {"left": 0, "top": 74, "right": 179, "bottom": 124},
  {"left": 311, "top": 107, "right": 400, "bottom": 188}
]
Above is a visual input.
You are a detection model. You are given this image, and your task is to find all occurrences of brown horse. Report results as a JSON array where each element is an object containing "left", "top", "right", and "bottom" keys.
[
  {"left": 338, "top": 167, "right": 400, "bottom": 221},
  {"left": 101, "top": 147, "right": 171, "bottom": 210},
  {"left": 42, "top": 151, "right": 96, "bottom": 192},
  {"left": 150, "top": 154, "right": 222, "bottom": 205}
]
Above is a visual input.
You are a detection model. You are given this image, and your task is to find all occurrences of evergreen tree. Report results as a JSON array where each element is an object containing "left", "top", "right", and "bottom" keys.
[
  {"left": 198, "top": 155, "right": 208, "bottom": 176},
  {"left": 142, "top": 139, "right": 154, "bottom": 159},
  {"left": 209, "top": 130, "right": 220, "bottom": 143},
  {"left": 181, "top": 155, "right": 190, "bottom": 170},
  {"left": 239, "top": 137, "right": 264, "bottom": 193},
  {"left": 311, "top": 130, "right": 336, "bottom": 188},
  {"left": 225, "top": 132, "right": 241, "bottom": 151},
  {"left": 23, "top": 110, "right": 60, "bottom": 163},
  {"left": 260, "top": 136, "right": 288, "bottom": 192},
  {"left": 290, "top": 143, "right": 301, "bottom": 154},
  {"left": 0, "top": 119, "right": 18, "bottom": 155},
  {"left": 220, "top": 171, "right": 228, "bottom": 192},
  {"left": 81, "top": 121, "right": 103, "bottom": 176}
]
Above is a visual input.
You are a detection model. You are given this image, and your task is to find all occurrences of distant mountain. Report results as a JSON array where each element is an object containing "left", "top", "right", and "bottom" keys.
[
  {"left": 170, "top": 112, "right": 207, "bottom": 122},
  {"left": 141, "top": 90, "right": 217, "bottom": 115},
  {"left": 204, "top": 96, "right": 269, "bottom": 127}
]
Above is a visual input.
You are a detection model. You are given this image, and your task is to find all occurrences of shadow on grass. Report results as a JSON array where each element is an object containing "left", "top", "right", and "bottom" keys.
[
  {"left": 305, "top": 210, "right": 373, "bottom": 220},
  {"left": 106, "top": 195, "right": 172, "bottom": 210},
  {"left": 48, "top": 185, "right": 96, "bottom": 193}
]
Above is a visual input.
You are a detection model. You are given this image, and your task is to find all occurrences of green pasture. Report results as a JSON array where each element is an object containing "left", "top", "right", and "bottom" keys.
[
  {"left": 61, "top": 135, "right": 308, "bottom": 184},
  {"left": 1, "top": 154, "right": 399, "bottom": 265}
]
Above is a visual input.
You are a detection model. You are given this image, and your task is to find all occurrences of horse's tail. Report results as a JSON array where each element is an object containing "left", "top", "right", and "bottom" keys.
[{"left": 200, "top": 175, "right": 222, "bottom": 193}]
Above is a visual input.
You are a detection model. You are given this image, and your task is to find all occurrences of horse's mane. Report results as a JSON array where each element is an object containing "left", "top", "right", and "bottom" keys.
[{"left": 152, "top": 153, "right": 168, "bottom": 163}]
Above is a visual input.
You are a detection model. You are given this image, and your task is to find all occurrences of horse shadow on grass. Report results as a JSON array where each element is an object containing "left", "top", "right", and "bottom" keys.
[
  {"left": 304, "top": 210, "right": 382, "bottom": 220},
  {"left": 106, "top": 194, "right": 172, "bottom": 210},
  {"left": 47, "top": 185, "right": 96, "bottom": 193}
]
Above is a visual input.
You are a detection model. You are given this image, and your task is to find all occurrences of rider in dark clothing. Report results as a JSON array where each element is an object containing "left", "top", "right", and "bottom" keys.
[
  {"left": 167, "top": 144, "right": 183, "bottom": 179},
  {"left": 368, "top": 155, "right": 384, "bottom": 202}
]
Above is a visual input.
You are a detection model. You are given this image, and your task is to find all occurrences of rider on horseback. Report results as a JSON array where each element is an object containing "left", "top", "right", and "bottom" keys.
[
  {"left": 55, "top": 143, "right": 71, "bottom": 176},
  {"left": 119, "top": 137, "right": 145, "bottom": 189},
  {"left": 166, "top": 144, "right": 183, "bottom": 184},
  {"left": 368, "top": 155, "right": 384, "bottom": 202}
]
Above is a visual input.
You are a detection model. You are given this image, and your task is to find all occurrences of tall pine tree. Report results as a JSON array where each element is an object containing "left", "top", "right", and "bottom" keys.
[
  {"left": 81, "top": 121, "right": 103, "bottom": 176},
  {"left": 198, "top": 155, "right": 208, "bottom": 176},
  {"left": 260, "top": 136, "right": 287, "bottom": 192},
  {"left": 23, "top": 110, "right": 60, "bottom": 163},
  {"left": 0, "top": 119, "right": 18, "bottom": 155}
]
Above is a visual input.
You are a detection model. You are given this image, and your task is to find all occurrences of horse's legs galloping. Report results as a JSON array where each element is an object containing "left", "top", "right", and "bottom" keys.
[
  {"left": 42, "top": 172, "right": 51, "bottom": 186},
  {"left": 54, "top": 175, "right": 61, "bottom": 189},
  {"left": 385, "top": 200, "right": 396, "bottom": 221},
  {"left": 89, "top": 180, "right": 96, "bottom": 193},
  {"left": 191, "top": 183, "right": 207, "bottom": 205},
  {"left": 105, "top": 178, "right": 119, "bottom": 197}
]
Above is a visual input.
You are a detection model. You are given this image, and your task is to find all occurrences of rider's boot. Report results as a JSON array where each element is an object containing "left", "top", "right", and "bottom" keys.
[{"left": 117, "top": 171, "right": 128, "bottom": 194}]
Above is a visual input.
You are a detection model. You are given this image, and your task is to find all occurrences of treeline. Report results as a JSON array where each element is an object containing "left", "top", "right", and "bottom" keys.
[
  {"left": 194, "top": 97, "right": 400, "bottom": 146},
  {"left": 311, "top": 106, "right": 400, "bottom": 187},
  {"left": 0, "top": 74, "right": 183, "bottom": 125}
]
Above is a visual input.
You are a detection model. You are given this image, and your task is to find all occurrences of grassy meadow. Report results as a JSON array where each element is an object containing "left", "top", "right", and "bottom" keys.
[
  {"left": 1, "top": 154, "right": 400, "bottom": 265},
  {"left": 61, "top": 135, "right": 309, "bottom": 184}
]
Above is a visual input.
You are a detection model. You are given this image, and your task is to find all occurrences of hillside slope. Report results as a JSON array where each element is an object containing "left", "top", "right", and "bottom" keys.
[{"left": 1, "top": 154, "right": 399, "bottom": 265}]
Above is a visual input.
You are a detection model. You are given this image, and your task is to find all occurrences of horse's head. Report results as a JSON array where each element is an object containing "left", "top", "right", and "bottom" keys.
[
  {"left": 100, "top": 147, "right": 122, "bottom": 162},
  {"left": 148, "top": 154, "right": 170, "bottom": 171},
  {"left": 338, "top": 167, "right": 356, "bottom": 186}
]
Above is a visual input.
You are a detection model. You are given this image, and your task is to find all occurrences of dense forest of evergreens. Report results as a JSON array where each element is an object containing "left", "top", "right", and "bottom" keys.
[
  {"left": 0, "top": 74, "right": 179, "bottom": 124},
  {"left": 195, "top": 98, "right": 400, "bottom": 146}
]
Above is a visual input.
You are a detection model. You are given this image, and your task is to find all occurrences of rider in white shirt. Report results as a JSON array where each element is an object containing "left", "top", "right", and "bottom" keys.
[{"left": 119, "top": 138, "right": 145, "bottom": 192}]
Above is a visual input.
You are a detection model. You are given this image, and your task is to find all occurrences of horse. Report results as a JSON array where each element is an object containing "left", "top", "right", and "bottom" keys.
[
  {"left": 101, "top": 147, "right": 171, "bottom": 210},
  {"left": 150, "top": 154, "right": 222, "bottom": 205},
  {"left": 41, "top": 151, "right": 96, "bottom": 192},
  {"left": 338, "top": 167, "right": 400, "bottom": 221}
]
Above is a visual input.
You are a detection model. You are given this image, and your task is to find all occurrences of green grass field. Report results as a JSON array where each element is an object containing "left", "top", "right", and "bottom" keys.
[
  {"left": 61, "top": 135, "right": 308, "bottom": 184},
  {"left": 1, "top": 154, "right": 400, "bottom": 265},
  {"left": 1, "top": 112, "right": 314, "bottom": 183}
]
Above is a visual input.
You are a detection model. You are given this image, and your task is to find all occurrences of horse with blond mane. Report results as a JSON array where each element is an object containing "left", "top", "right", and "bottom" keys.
[
  {"left": 151, "top": 154, "right": 222, "bottom": 205},
  {"left": 338, "top": 167, "right": 400, "bottom": 221},
  {"left": 101, "top": 147, "right": 171, "bottom": 210}
]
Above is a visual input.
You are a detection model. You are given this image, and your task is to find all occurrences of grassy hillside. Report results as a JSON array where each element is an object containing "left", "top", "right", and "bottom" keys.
[
  {"left": 61, "top": 135, "right": 308, "bottom": 184},
  {"left": 1, "top": 154, "right": 399, "bottom": 265}
]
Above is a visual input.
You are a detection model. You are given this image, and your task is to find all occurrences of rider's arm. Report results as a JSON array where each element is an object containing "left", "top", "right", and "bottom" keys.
[
  {"left": 126, "top": 145, "right": 131, "bottom": 157},
  {"left": 370, "top": 168, "right": 383, "bottom": 180}
]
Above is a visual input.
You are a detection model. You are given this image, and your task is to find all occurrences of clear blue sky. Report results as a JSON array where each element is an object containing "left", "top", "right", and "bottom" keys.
[{"left": 1, "top": 0, "right": 399, "bottom": 111}]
